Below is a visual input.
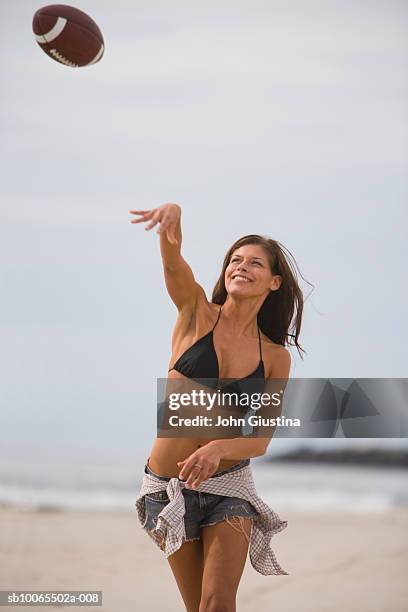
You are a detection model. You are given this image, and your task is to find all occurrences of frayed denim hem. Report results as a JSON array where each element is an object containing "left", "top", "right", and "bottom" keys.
[{"left": 201, "top": 515, "right": 254, "bottom": 544}]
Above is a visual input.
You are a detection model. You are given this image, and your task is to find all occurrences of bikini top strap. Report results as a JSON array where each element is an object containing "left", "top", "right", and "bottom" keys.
[
  {"left": 212, "top": 305, "right": 222, "bottom": 330},
  {"left": 257, "top": 322, "right": 263, "bottom": 362}
]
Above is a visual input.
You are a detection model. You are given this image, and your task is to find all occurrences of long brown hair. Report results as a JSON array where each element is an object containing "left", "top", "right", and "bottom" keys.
[{"left": 211, "top": 235, "right": 313, "bottom": 358}]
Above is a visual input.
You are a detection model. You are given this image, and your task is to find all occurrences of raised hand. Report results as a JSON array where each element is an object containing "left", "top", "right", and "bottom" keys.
[{"left": 129, "top": 203, "right": 181, "bottom": 245}]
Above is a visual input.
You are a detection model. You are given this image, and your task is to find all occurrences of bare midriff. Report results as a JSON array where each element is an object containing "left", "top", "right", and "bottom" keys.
[{"left": 148, "top": 438, "right": 242, "bottom": 479}]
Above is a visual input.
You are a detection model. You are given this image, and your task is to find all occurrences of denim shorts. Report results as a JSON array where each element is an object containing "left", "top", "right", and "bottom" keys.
[{"left": 142, "top": 458, "right": 258, "bottom": 541}]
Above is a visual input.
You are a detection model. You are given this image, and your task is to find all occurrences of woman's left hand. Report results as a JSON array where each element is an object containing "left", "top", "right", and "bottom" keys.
[{"left": 177, "top": 443, "right": 223, "bottom": 489}]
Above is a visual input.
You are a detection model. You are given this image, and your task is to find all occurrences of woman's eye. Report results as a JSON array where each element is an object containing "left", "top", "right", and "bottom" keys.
[{"left": 230, "top": 259, "right": 261, "bottom": 265}]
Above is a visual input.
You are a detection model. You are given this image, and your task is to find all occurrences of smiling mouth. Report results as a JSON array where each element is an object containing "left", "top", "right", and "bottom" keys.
[{"left": 232, "top": 274, "right": 253, "bottom": 282}]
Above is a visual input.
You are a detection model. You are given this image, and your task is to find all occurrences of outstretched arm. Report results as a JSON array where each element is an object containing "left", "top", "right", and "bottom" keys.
[{"left": 130, "top": 202, "right": 205, "bottom": 311}]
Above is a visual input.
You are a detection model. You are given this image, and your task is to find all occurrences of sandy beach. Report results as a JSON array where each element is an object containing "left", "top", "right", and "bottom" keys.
[{"left": 1, "top": 507, "right": 407, "bottom": 612}]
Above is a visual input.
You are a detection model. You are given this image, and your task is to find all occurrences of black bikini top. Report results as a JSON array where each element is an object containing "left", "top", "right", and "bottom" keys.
[{"left": 168, "top": 305, "right": 265, "bottom": 394}]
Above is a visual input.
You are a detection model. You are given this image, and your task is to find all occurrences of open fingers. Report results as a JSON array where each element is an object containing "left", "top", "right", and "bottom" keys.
[
  {"left": 145, "top": 211, "right": 161, "bottom": 231},
  {"left": 129, "top": 208, "right": 178, "bottom": 243},
  {"left": 131, "top": 213, "right": 155, "bottom": 224},
  {"left": 129, "top": 210, "right": 155, "bottom": 224}
]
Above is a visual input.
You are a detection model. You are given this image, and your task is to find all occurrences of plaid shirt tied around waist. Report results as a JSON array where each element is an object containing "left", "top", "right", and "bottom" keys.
[{"left": 135, "top": 462, "right": 289, "bottom": 576}]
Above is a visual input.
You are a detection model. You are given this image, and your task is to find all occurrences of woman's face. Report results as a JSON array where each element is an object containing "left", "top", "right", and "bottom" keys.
[{"left": 224, "top": 244, "right": 280, "bottom": 297}]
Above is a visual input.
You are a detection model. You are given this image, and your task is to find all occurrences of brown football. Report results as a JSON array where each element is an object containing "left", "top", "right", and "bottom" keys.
[{"left": 33, "top": 4, "right": 104, "bottom": 67}]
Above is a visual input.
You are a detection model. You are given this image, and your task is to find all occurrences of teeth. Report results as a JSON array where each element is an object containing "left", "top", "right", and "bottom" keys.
[{"left": 233, "top": 275, "right": 251, "bottom": 282}]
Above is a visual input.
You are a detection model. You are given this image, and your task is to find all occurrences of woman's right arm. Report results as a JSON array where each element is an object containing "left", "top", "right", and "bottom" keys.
[{"left": 130, "top": 203, "right": 205, "bottom": 312}]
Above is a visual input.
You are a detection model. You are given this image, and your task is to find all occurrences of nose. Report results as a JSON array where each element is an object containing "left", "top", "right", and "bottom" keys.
[
  {"left": 236, "top": 261, "right": 248, "bottom": 270},
  {"left": 236, "top": 264, "right": 248, "bottom": 273}
]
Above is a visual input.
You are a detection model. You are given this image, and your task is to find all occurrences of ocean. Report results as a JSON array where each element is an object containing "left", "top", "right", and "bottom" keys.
[{"left": 1, "top": 440, "right": 407, "bottom": 513}]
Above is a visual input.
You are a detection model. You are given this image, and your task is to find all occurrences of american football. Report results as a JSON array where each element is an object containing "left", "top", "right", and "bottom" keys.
[{"left": 32, "top": 4, "right": 104, "bottom": 67}]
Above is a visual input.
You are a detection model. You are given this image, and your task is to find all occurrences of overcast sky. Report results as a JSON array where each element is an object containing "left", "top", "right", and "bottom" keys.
[{"left": 1, "top": 0, "right": 407, "bottom": 457}]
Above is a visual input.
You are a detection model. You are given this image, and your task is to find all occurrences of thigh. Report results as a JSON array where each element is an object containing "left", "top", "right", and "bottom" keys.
[
  {"left": 200, "top": 516, "right": 253, "bottom": 607},
  {"left": 167, "top": 539, "right": 204, "bottom": 612},
  {"left": 145, "top": 489, "right": 205, "bottom": 612}
]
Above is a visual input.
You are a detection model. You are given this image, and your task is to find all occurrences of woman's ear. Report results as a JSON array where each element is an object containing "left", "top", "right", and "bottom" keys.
[{"left": 270, "top": 275, "right": 282, "bottom": 291}]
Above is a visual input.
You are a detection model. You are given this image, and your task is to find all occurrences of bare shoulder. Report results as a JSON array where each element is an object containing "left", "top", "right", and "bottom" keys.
[{"left": 261, "top": 337, "right": 291, "bottom": 379}]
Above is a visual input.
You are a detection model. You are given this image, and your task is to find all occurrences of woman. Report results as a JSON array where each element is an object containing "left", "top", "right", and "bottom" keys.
[{"left": 132, "top": 203, "right": 305, "bottom": 612}]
